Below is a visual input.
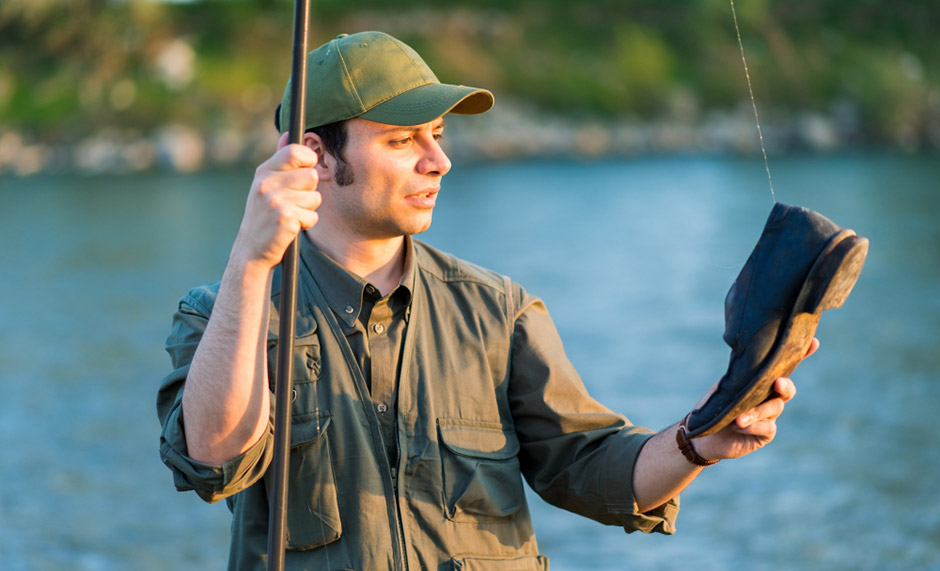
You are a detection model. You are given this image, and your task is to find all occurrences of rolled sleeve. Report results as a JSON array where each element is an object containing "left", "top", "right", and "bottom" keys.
[
  {"left": 156, "top": 289, "right": 274, "bottom": 504},
  {"left": 508, "top": 286, "right": 679, "bottom": 535}
]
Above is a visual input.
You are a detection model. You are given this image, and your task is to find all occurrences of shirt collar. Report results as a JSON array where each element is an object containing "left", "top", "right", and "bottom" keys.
[{"left": 300, "top": 233, "right": 415, "bottom": 328}]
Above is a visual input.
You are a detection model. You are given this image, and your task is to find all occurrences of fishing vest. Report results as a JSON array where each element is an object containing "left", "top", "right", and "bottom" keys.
[{"left": 226, "top": 240, "right": 548, "bottom": 570}]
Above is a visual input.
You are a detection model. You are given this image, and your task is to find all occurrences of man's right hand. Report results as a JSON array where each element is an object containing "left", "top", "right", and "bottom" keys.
[{"left": 231, "top": 132, "right": 322, "bottom": 270}]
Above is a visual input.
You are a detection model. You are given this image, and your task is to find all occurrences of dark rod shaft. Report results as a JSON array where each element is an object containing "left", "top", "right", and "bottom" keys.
[{"left": 267, "top": 0, "right": 310, "bottom": 569}]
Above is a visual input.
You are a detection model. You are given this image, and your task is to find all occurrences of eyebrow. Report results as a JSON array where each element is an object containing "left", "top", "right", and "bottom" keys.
[{"left": 380, "top": 119, "right": 446, "bottom": 134}]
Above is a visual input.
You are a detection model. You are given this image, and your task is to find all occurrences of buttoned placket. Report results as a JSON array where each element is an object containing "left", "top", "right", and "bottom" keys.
[
  {"left": 356, "top": 284, "right": 408, "bottom": 468},
  {"left": 301, "top": 235, "right": 414, "bottom": 474},
  {"left": 367, "top": 291, "right": 395, "bottom": 414}
]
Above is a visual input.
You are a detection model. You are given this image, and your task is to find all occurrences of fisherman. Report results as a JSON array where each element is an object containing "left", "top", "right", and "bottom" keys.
[{"left": 157, "top": 31, "right": 821, "bottom": 570}]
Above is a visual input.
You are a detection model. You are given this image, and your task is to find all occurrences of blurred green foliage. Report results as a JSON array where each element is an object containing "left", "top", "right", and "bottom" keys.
[{"left": 1, "top": 0, "right": 937, "bottom": 148}]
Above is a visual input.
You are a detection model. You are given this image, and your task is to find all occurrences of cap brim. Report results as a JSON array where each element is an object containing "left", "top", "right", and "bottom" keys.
[{"left": 359, "top": 83, "right": 494, "bottom": 126}]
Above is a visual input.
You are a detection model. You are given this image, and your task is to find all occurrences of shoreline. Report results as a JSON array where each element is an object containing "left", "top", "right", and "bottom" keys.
[{"left": 1, "top": 100, "right": 934, "bottom": 177}]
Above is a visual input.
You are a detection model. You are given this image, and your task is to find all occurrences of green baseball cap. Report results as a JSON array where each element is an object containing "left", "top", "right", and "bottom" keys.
[{"left": 278, "top": 31, "right": 494, "bottom": 132}]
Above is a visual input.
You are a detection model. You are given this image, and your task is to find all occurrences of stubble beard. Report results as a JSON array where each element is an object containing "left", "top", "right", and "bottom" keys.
[{"left": 334, "top": 160, "right": 434, "bottom": 237}]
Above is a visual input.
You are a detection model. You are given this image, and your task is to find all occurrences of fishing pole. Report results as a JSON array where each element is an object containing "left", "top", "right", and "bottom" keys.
[{"left": 267, "top": 0, "right": 311, "bottom": 568}]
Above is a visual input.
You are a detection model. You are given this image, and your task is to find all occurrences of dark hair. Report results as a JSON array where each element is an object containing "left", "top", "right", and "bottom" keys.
[
  {"left": 308, "top": 121, "right": 349, "bottom": 164},
  {"left": 274, "top": 104, "right": 353, "bottom": 185},
  {"left": 273, "top": 103, "right": 349, "bottom": 162}
]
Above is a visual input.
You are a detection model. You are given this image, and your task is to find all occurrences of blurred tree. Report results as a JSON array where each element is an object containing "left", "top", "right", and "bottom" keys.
[{"left": 0, "top": 0, "right": 936, "bottom": 153}]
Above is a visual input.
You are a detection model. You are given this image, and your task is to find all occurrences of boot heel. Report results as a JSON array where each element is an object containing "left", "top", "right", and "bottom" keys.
[{"left": 801, "top": 231, "right": 869, "bottom": 314}]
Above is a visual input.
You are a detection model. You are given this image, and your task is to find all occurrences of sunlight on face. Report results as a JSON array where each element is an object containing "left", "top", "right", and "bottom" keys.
[{"left": 322, "top": 117, "right": 451, "bottom": 241}]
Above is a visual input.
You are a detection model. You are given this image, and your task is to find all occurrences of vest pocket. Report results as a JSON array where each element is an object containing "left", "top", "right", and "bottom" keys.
[
  {"left": 451, "top": 554, "right": 549, "bottom": 570},
  {"left": 265, "top": 414, "right": 342, "bottom": 551},
  {"left": 438, "top": 418, "right": 525, "bottom": 522}
]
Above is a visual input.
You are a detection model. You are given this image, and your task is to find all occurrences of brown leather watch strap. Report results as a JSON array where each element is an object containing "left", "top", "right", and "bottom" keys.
[{"left": 677, "top": 413, "right": 719, "bottom": 466}]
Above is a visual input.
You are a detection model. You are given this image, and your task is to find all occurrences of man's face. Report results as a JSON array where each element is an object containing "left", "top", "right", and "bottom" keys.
[{"left": 324, "top": 116, "right": 451, "bottom": 240}]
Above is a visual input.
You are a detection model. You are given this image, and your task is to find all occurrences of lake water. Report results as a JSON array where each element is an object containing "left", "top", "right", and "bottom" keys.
[{"left": 1, "top": 153, "right": 938, "bottom": 570}]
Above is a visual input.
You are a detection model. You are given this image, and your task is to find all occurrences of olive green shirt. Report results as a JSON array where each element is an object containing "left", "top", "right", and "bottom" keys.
[
  {"left": 308, "top": 240, "right": 413, "bottom": 468},
  {"left": 157, "top": 234, "right": 678, "bottom": 571}
]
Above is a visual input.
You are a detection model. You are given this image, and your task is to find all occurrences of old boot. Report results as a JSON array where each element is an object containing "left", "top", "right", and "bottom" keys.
[{"left": 685, "top": 203, "right": 869, "bottom": 437}]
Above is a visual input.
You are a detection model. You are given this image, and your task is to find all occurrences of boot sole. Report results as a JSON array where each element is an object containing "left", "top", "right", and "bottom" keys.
[{"left": 687, "top": 229, "right": 869, "bottom": 437}]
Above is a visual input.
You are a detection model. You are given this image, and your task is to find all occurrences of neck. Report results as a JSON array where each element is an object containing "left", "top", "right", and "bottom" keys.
[{"left": 306, "top": 229, "right": 406, "bottom": 296}]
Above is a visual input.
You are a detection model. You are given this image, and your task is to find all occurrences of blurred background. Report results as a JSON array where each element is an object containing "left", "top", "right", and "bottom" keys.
[
  {"left": 1, "top": 1, "right": 938, "bottom": 570},
  {"left": 1, "top": 0, "right": 937, "bottom": 173}
]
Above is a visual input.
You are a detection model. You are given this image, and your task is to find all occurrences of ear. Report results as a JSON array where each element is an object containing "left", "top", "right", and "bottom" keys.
[{"left": 302, "top": 131, "right": 334, "bottom": 182}]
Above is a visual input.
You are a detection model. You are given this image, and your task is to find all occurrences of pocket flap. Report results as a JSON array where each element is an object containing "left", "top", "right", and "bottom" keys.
[
  {"left": 453, "top": 555, "right": 548, "bottom": 570},
  {"left": 267, "top": 313, "right": 319, "bottom": 342},
  {"left": 439, "top": 419, "right": 519, "bottom": 460},
  {"left": 290, "top": 414, "right": 331, "bottom": 448}
]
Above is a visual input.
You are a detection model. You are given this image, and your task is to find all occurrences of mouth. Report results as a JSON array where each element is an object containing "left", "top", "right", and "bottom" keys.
[{"left": 406, "top": 188, "right": 439, "bottom": 208}]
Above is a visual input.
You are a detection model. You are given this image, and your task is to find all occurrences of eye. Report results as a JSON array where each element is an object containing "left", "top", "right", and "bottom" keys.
[
  {"left": 433, "top": 132, "right": 445, "bottom": 141},
  {"left": 390, "top": 136, "right": 413, "bottom": 147}
]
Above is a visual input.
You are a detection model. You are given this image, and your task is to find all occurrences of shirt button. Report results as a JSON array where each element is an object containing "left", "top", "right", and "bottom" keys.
[
  {"left": 344, "top": 305, "right": 354, "bottom": 314},
  {"left": 376, "top": 402, "right": 388, "bottom": 414},
  {"left": 372, "top": 323, "right": 386, "bottom": 334}
]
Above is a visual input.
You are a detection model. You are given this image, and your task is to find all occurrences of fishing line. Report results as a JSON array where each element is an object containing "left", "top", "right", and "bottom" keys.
[{"left": 729, "top": 0, "right": 776, "bottom": 203}]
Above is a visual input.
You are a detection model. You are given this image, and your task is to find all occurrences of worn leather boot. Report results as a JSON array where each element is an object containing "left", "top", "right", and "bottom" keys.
[{"left": 685, "top": 202, "right": 869, "bottom": 437}]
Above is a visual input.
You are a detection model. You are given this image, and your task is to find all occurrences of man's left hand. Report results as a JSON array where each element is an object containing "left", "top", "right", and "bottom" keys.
[{"left": 693, "top": 338, "right": 819, "bottom": 461}]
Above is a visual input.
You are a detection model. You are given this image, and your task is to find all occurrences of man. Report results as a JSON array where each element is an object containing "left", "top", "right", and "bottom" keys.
[{"left": 157, "top": 31, "right": 817, "bottom": 570}]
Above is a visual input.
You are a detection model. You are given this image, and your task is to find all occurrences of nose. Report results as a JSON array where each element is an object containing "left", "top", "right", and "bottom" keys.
[{"left": 417, "top": 137, "right": 451, "bottom": 177}]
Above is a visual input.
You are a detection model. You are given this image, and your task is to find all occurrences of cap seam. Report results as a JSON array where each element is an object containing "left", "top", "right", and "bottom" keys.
[
  {"left": 335, "top": 39, "right": 366, "bottom": 113},
  {"left": 374, "top": 38, "right": 437, "bottom": 109},
  {"left": 392, "top": 37, "right": 431, "bottom": 83}
]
